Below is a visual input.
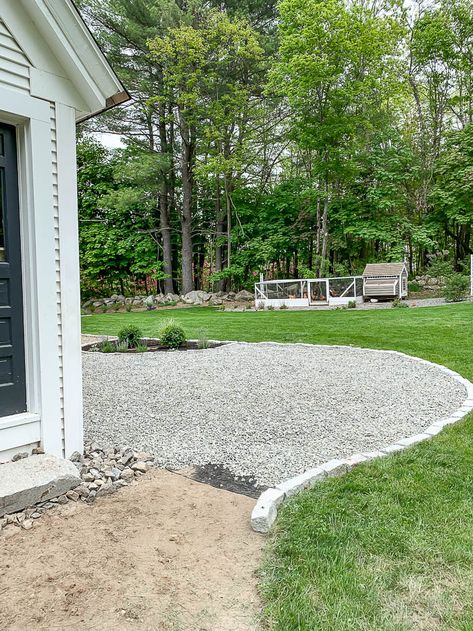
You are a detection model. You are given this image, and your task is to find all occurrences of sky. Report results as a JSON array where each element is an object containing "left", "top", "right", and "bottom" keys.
[{"left": 95, "top": 132, "right": 124, "bottom": 149}]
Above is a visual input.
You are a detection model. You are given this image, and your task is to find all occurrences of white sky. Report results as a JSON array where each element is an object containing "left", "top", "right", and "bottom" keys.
[{"left": 94, "top": 132, "right": 124, "bottom": 149}]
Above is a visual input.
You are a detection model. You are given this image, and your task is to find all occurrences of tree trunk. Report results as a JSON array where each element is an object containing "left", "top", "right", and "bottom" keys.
[
  {"left": 158, "top": 103, "right": 174, "bottom": 294},
  {"left": 180, "top": 120, "right": 195, "bottom": 295},
  {"left": 214, "top": 177, "right": 225, "bottom": 292},
  {"left": 320, "top": 179, "right": 329, "bottom": 276}
]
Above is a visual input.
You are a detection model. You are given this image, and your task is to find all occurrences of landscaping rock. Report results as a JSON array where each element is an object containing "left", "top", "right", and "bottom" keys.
[
  {"left": 182, "top": 290, "right": 211, "bottom": 304},
  {"left": 12, "top": 452, "right": 29, "bottom": 462},
  {"left": 120, "top": 468, "right": 135, "bottom": 483},
  {"left": 164, "top": 293, "right": 180, "bottom": 303},
  {"left": 131, "top": 461, "right": 148, "bottom": 474},
  {"left": 235, "top": 290, "right": 254, "bottom": 302},
  {"left": 120, "top": 449, "right": 134, "bottom": 466}
]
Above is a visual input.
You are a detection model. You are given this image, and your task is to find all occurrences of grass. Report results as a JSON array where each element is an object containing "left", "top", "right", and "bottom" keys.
[{"left": 82, "top": 303, "right": 473, "bottom": 630}]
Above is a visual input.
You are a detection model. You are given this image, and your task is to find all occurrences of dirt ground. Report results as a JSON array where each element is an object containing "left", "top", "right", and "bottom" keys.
[{"left": 0, "top": 469, "right": 264, "bottom": 631}]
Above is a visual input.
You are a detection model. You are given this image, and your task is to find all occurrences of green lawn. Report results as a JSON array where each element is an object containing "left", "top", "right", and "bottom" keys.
[{"left": 83, "top": 303, "right": 473, "bottom": 630}]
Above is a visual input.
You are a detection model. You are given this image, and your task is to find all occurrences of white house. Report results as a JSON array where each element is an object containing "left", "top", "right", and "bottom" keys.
[{"left": 0, "top": 0, "right": 128, "bottom": 462}]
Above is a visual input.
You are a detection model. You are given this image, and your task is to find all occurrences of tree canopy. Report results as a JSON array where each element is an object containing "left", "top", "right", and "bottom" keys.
[{"left": 77, "top": 0, "right": 473, "bottom": 296}]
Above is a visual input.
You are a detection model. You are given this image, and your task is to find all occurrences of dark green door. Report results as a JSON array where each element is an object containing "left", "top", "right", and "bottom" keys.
[{"left": 0, "top": 122, "right": 26, "bottom": 417}]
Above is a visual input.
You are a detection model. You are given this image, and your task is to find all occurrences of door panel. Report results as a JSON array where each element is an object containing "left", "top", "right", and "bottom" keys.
[{"left": 0, "top": 122, "right": 26, "bottom": 416}]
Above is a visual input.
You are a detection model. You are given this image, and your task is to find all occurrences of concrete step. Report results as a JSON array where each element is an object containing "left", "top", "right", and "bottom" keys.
[{"left": 0, "top": 454, "right": 81, "bottom": 517}]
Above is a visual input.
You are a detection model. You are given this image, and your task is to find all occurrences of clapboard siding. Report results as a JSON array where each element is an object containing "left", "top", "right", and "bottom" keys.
[
  {"left": 50, "top": 103, "right": 65, "bottom": 451},
  {"left": 0, "top": 20, "right": 30, "bottom": 93}
]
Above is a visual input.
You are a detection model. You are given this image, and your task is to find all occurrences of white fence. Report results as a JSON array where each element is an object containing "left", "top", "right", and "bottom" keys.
[{"left": 255, "top": 276, "right": 364, "bottom": 308}]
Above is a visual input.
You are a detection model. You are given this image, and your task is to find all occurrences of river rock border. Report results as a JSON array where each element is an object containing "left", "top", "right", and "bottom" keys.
[{"left": 250, "top": 344, "right": 473, "bottom": 533}]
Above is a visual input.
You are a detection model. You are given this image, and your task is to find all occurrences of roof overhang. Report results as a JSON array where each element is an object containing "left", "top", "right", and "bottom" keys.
[{"left": 0, "top": 0, "right": 130, "bottom": 121}]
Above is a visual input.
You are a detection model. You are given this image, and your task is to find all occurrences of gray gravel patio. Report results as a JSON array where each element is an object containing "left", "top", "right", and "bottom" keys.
[{"left": 82, "top": 342, "right": 466, "bottom": 487}]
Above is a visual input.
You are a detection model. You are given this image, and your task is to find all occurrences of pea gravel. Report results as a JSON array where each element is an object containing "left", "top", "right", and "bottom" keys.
[{"left": 82, "top": 343, "right": 466, "bottom": 487}]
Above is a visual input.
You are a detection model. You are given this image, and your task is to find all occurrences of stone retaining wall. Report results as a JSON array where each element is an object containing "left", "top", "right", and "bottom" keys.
[{"left": 82, "top": 289, "right": 254, "bottom": 310}]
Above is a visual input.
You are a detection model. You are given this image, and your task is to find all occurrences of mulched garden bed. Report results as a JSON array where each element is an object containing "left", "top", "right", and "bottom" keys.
[{"left": 82, "top": 338, "right": 228, "bottom": 353}]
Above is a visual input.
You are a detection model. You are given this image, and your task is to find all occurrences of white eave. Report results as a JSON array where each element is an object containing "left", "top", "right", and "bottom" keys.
[{"left": 0, "top": 0, "right": 129, "bottom": 121}]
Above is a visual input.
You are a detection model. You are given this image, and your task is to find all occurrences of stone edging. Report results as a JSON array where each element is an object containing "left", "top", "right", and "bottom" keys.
[{"left": 249, "top": 343, "right": 473, "bottom": 533}]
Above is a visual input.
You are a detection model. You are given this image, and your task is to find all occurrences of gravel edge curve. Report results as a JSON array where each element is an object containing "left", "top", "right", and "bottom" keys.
[{"left": 250, "top": 344, "right": 473, "bottom": 533}]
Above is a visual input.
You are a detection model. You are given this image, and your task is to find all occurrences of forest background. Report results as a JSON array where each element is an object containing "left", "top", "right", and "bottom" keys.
[{"left": 76, "top": 0, "right": 473, "bottom": 297}]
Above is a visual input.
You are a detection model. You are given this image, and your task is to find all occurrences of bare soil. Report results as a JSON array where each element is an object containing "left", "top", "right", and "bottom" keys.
[{"left": 0, "top": 469, "right": 263, "bottom": 631}]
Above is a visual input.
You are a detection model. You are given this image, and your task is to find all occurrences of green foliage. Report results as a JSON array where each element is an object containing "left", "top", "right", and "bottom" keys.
[
  {"left": 392, "top": 298, "right": 409, "bottom": 308},
  {"left": 134, "top": 343, "right": 149, "bottom": 352},
  {"left": 125, "top": 303, "right": 132, "bottom": 312},
  {"left": 267, "top": 305, "right": 275, "bottom": 311},
  {"left": 159, "top": 320, "right": 187, "bottom": 348},
  {"left": 347, "top": 300, "right": 357, "bottom": 309},
  {"left": 280, "top": 303, "right": 288, "bottom": 310},
  {"left": 408, "top": 281, "right": 422, "bottom": 293},
  {"left": 99, "top": 340, "right": 115, "bottom": 353},
  {"left": 427, "top": 257, "right": 455, "bottom": 280},
  {"left": 117, "top": 325, "right": 143, "bottom": 349},
  {"left": 77, "top": 0, "right": 473, "bottom": 299},
  {"left": 443, "top": 273, "right": 469, "bottom": 302},
  {"left": 116, "top": 340, "right": 130, "bottom": 352}
]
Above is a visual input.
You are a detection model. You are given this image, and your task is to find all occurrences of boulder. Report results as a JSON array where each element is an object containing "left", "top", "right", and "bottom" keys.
[
  {"left": 0, "top": 454, "right": 81, "bottom": 517},
  {"left": 235, "top": 290, "right": 254, "bottom": 302},
  {"left": 209, "top": 295, "right": 223, "bottom": 305},
  {"left": 164, "top": 293, "right": 180, "bottom": 303},
  {"left": 182, "top": 290, "right": 211, "bottom": 304}
]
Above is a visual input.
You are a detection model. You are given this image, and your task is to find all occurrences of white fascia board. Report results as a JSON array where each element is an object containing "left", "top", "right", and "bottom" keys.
[{"left": 42, "top": 0, "right": 126, "bottom": 110}]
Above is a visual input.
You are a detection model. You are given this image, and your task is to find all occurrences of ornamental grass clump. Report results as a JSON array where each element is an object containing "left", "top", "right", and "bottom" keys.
[
  {"left": 117, "top": 324, "right": 143, "bottom": 349},
  {"left": 99, "top": 340, "right": 115, "bottom": 353},
  {"left": 159, "top": 320, "right": 187, "bottom": 349}
]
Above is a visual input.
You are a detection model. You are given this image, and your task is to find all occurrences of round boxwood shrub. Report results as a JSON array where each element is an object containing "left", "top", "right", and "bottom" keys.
[
  {"left": 159, "top": 320, "right": 186, "bottom": 349},
  {"left": 117, "top": 324, "right": 143, "bottom": 349}
]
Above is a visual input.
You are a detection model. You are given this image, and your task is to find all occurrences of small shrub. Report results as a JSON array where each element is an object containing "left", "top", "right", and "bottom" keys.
[
  {"left": 347, "top": 300, "right": 357, "bottom": 309},
  {"left": 88, "top": 304, "right": 96, "bottom": 313},
  {"left": 159, "top": 320, "right": 186, "bottom": 349},
  {"left": 113, "top": 303, "right": 121, "bottom": 312},
  {"left": 125, "top": 303, "right": 132, "bottom": 312},
  {"left": 408, "top": 281, "right": 422, "bottom": 293},
  {"left": 443, "top": 273, "right": 469, "bottom": 302},
  {"left": 163, "top": 300, "right": 177, "bottom": 307},
  {"left": 267, "top": 305, "right": 275, "bottom": 311},
  {"left": 118, "top": 324, "right": 143, "bottom": 349},
  {"left": 392, "top": 298, "right": 409, "bottom": 308},
  {"left": 116, "top": 340, "right": 130, "bottom": 352},
  {"left": 99, "top": 340, "right": 115, "bottom": 353},
  {"left": 134, "top": 343, "right": 148, "bottom": 352},
  {"left": 100, "top": 304, "right": 108, "bottom": 313},
  {"left": 280, "top": 303, "right": 288, "bottom": 310}
]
